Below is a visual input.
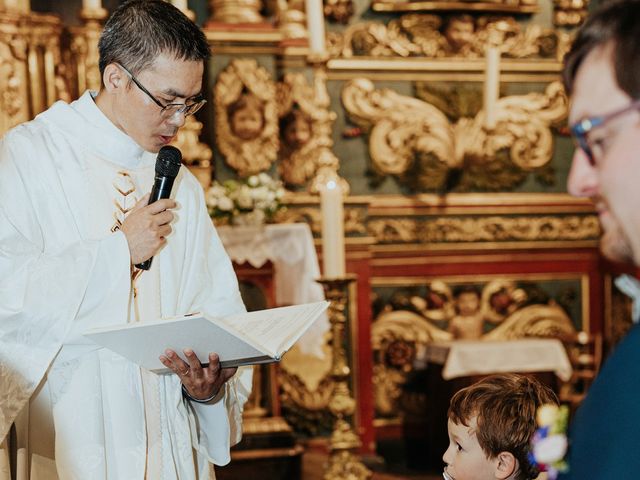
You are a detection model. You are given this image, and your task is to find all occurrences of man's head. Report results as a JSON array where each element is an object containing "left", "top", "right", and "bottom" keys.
[
  {"left": 443, "top": 374, "right": 557, "bottom": 480},
  {"left": 563, "top": 0, "right": 640, "bottom": 264},
  {"left": 95, "top": 0, "right": 210, "bottom": 152}
]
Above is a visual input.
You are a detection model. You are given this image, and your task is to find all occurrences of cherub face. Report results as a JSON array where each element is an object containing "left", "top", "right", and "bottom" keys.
[
  {"left": 445, "top": 18, "right": 474, "bottom": 52},
  {"left": 457, "top": 292, "right": 480, "bottom": 317},
  {"left": 231, "top": 104, "right": 264, "bottom": 141},
  {"left": 283, "top": 115, "right": 311, "bottom": 149}
]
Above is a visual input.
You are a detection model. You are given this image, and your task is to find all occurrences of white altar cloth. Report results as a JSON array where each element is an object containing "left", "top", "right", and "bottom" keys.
[{"left": 425, "top": 338, "right": 573, "bottom": 381}]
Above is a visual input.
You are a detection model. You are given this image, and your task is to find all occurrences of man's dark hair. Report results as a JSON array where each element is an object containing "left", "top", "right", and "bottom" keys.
[
  {"left": 448, "top": 373, "right": 558, "bottom": 480},
  {"left": 98, "top": 0, "right": 210, "bottom": 80},
  {"left": 563, "top": 0, "right": 640, "bottom": 98}
]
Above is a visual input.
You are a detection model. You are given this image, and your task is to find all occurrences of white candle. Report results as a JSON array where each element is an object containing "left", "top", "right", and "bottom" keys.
[
  {"left": 16, "top": 448, "right": 27, "bottom": 480},
  {"left": 320, "top": 180, "right": 345, "bottom": 278},
  {"left": 305, "top": 0, "right": 326, "bottom": 55},
  {"left": 483, "top": 46, "right": 500, "bottom": 130},
  {"left": 171, "top": 0, "right": 188, "bottom": 11},
  {"left": 82, "top": 0, "right": 102, "bottom": 10},
  {"left": 0, "top": 444, "right": 9, "bottom": 480}
]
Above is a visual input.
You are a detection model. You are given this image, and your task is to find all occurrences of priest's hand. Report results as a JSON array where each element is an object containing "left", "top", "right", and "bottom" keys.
[
  {"left": 121, "top": 193, "right": 177, "bottom": 265},
  {"left": 159, "top": 348, "right": 237, "bottom": 401}
]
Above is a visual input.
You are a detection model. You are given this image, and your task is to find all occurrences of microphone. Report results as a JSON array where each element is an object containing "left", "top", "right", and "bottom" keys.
[{"left": 135, "top": 145, "right": 182, "bottom": 271}]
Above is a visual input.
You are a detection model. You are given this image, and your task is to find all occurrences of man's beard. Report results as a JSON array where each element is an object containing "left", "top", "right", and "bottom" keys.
[{"left": 600, "top": 224, "right": 635, "bottom": 265}]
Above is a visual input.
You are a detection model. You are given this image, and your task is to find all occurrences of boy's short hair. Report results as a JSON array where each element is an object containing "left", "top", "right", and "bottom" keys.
[{"left": 448, "top": 373, "right": 558, "bottom": 480}]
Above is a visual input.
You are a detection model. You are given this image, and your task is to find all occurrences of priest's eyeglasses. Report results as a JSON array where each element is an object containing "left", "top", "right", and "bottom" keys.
[
  {"left": 115, "top": 62, "right": 206, "bottom": 120},
  {"left": 570, "top": 98, "right": 640, "bottom": 166}
]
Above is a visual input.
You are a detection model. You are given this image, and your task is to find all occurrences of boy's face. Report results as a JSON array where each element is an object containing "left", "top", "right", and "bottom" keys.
[{"left": 443, "top": 418, "right": 501, "bottom": 480}]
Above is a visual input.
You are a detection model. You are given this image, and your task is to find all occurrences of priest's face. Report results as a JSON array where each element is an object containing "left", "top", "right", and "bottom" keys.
[
  {"left": 567, "top": 42, "right": 640, "bottom": 265},
  {"left": 108, "top": 53, "right": 204, "bottom": 153}
]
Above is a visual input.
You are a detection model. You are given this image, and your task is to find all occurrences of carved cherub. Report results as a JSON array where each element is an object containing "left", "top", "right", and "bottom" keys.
[
  {"left": 280, "top": 106, "right": 312, "bottom": 151},
  {"left": 228, "top": 92, "right": 266, "bottom": 141},
  {"left": 214, "top": 59, "right": 278, "bottom": 177},
  {"left": 442, "top": 14, "right": 475, "bottom": 55},
  {"left": 448, "top": 286, "right": 484, "bottom": 339}
]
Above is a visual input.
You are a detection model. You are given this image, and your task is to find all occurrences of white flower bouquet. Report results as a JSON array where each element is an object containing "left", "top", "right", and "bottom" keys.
[{"left": 206, "top": 173, "right": 285, "bottom": 226}]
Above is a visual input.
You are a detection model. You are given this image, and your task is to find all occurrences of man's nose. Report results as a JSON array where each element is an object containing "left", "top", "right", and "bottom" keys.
[
  {"left": 167, "top": 110, "right": 187, "bottom": 129},
  {"left": 567, "top": 148, "right": 598, "bottom": 198}
]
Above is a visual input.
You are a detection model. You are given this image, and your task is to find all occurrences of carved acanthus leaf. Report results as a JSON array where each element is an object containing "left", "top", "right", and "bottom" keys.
[
  {"left": 334, "top": 14, "right": 560, "bottom": 59},
  {"left": 342, "top": 79, "right": 568, "bottom": 190},
  {"left": 368, "top": 215, "right": 600, "bottom": 243},
  {"left": 342, "top": 78, "right": 456, "bottom": 175}
]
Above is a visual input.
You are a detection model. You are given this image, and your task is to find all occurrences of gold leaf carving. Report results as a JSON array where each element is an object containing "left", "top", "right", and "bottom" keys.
[
  {"left": 368, "top": 215, "right": 600, "bottom": 243},
  {"left": 209, "top": 0, "right": 264, "bottom": 23},
  {"left": 342, "top": 80, "right": 568, "bottom": 190},
  {"left": 214, "top": 58, "right": 278, "bottom": 177},
  {"left": 553, "top": 0, "right": 589, "bottom": 27},
  {"left": 371, "top": 280, "right": 577, "bottom": 418},
  {"left": 278, "top": 73, "right": 337, "bottom": 186},
  {"left": 333, "top": 14, "right": 560, "bottom": 59},
  {"left": 341, "top": 77, "right": 457, "bottom": 176},
  {"left": 276, "top": 206, "right": 323, "bottom": 234}
]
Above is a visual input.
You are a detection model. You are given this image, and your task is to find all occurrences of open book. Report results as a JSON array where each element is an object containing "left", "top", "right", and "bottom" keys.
[{"left": 84, "top": 301, "right": 329, "bottom": 372}]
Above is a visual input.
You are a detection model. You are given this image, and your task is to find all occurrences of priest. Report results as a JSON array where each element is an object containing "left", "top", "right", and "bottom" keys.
[{"left": 0, "top": 1, "right": 252, "bottom": 478}]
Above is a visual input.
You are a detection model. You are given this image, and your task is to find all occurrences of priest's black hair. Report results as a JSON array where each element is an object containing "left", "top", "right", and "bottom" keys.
[{"left": 98, "top": 0, "right": 210, "bottom": 81}]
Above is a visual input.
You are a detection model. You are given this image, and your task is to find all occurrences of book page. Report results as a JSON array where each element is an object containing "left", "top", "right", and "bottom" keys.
[{"left": 212, "top": 301, "right": 329, "bottom": 357}]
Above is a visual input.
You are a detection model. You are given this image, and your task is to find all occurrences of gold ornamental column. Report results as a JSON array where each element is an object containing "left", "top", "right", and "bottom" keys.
[
  {"left": 307, "top": 53, "right": 350, "bottom": 195},
  {"left": 317, "top": 276, "right": 371, "bottom": 480},
  {"left": 69, "top": 5, "right": 108, "bottom": 97}
]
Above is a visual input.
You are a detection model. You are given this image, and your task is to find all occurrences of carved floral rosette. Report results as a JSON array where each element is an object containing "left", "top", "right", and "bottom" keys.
[{"left": 214, "top": 58, "right": 278, "bottom": 177}]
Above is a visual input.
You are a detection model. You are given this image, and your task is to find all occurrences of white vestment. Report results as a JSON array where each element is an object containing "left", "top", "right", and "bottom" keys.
[{"left": 0, "top": 91, "right": 252, "bottom": 479}]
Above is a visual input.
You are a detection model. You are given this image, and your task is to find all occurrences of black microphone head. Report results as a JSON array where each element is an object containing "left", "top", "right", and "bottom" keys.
[{"left": 155, "top": 145, "right": 182, "bottom": 178}]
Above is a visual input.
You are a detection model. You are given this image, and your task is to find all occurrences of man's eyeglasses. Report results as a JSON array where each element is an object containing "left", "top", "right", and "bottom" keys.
[
  {"left": 115, "top": 62, "right": 206, "bottom": 120},
  {"left": 570, "top": 98, "right": 640, "bottom": 166}
]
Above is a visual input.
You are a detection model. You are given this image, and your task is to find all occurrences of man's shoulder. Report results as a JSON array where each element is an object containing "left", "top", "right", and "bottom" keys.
[
  {"left": 565, "top": 324, "right": 640, "bottom": 478},
  {"left": 2, "top": 103, "right": 69, "bottom": 150}
]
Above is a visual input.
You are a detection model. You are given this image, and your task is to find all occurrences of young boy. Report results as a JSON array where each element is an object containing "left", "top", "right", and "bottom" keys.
[{"left": 443, "top": 373, "right": 557, "bottom": 480}]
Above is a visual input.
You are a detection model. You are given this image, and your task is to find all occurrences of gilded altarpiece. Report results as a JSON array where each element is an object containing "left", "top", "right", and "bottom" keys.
[
  {"left": 7, "top": 0, "right": 626, "bottom": 468},
  {"left": 202, "top": 0, "right": 604, "bottom": 457}
]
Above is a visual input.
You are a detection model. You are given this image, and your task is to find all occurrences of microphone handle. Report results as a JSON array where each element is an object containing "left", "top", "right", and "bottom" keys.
[{"left": 134, "top": 175, "right": 175, "bottom": 271}]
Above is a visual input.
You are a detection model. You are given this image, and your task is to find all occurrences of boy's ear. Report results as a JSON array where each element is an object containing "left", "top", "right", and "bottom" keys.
[{"left": 494, "top": 451, "right": 517, "bottom": 479}]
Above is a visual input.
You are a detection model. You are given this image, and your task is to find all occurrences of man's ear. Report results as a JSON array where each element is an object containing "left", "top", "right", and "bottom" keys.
[
  {"left": 102, "top": 63, "right": 125, "bottom": 93},
  {"left": 494, "top": 451, "right": 517, "bottom": 479}
]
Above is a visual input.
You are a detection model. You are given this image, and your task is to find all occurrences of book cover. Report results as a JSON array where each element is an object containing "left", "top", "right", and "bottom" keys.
[{"left": 84, "top": 301, "right": 330, "bottom": 372}]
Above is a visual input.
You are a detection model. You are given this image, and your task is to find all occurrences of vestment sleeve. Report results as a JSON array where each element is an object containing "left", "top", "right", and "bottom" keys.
[
  {"left": 0, "top": 137, "right": 131, "bottom": 443},
  {"left": 167, "top": 173, "right": 253, "bottom": 465}
]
